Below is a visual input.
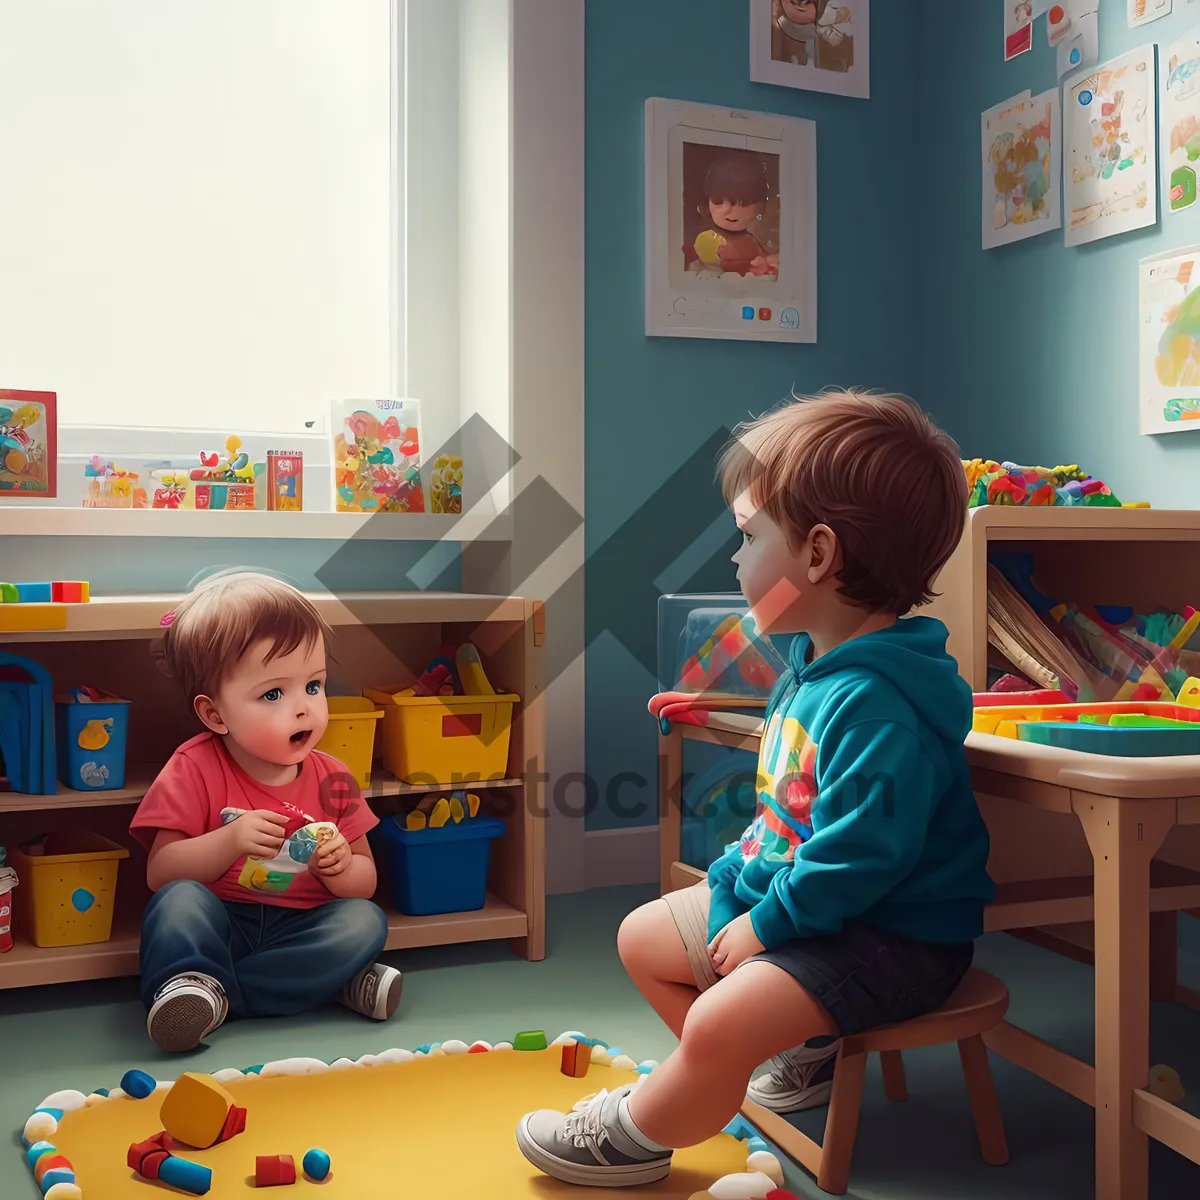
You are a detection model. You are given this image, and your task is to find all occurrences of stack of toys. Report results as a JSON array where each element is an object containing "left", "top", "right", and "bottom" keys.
[
  {"left": 963, "top": 459, "right": 1126, "bottom": 508},
  {"left": 0, "top": 581, "right": 90, "bottom": 633},
  {"left": 82, "top": 457, "right": 147, "bottom": 509}
]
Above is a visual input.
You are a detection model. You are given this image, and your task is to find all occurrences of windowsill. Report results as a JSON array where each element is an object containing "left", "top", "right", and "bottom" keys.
[{"left": 0, "top": 506, "right": 512, "bottom": 542}]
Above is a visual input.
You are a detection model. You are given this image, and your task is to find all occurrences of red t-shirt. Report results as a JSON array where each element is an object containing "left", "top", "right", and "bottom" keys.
[{"left": 130, "top": 733, "right": 379, "bottom": 909}]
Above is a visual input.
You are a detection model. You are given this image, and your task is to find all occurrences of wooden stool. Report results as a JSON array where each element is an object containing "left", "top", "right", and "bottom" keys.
[{"left": 742, "top": 967, "right": 1011, "bottom": 1195}]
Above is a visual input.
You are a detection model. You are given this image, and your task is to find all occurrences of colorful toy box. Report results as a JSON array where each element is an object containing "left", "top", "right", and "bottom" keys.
[
  {"left": 55, "top": 687, "right": 130, "bottom": 790},
  {"left": 363, "top": 687, "right": 517, "bottom": 785},
  {"left": 10, "top": 831, "right": 128, "bottom": 947},
  {"left": 314, "top": 696, "right": 383, "bottom": 788},
  {"left": 377, "top": 812, "right": 505, "bottom": 916}
]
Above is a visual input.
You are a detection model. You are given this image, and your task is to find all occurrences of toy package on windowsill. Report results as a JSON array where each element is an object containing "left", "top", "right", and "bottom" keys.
[
  {"left": 332, "top": 399, "right": 425, "bottom": 514},
  {"left": 83, "top": 457, "right": 148, "bottom": 509},
  {"left": 963, "top": 459, "right": 1129, "bottom": 508}
]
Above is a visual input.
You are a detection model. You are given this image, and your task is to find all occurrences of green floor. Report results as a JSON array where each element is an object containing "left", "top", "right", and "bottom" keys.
[{"left": 5, "top": 884, "right": 1200, "bottom": 1198}]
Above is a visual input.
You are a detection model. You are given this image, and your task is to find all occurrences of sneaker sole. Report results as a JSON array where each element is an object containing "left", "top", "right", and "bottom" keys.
[
  {"left": 148, "top": 994, "right": 219, "bottom": 1054},
  {"left": 379, "top": 972, "right": 403, "bottom": 1021},
  {"left": 515, "top": 1115, "right": 671, "bottom": 1187},
  {"left": 745, "top": 1077, "right": 833, "bottom": 1114}
]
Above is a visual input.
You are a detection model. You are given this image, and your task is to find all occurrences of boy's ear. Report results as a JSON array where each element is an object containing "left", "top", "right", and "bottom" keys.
[
  {"left": 806, "top": 523, "right": 842, "bottom": 584},
  {"left": 194, "top": 693, "right": 228, "bottom": 735}
]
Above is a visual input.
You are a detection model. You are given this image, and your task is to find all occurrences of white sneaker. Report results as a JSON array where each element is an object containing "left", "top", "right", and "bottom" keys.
[
  {"left": 147, "top": 973, "right": 229, "bottom": 1053},
  {"left": 339, "top": 962, "right": 403, "bottom": 1021},
  {"left": 746, "top": 1039, "right": 841, "bottom": 1113}
]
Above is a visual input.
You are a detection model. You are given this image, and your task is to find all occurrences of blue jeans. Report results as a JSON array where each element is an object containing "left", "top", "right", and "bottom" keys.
[{"left": 139, "top": 880, "right": 389, "bottom": 1018}]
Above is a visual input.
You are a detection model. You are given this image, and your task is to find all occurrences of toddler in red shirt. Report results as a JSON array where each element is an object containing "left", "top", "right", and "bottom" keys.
[{"left": 131, "top": 571, "right": 401, "bottom": 1052}]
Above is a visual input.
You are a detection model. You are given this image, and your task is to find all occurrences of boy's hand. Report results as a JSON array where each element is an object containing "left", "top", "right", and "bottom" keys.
[
  {"left": 225, "top": 811, "right": 289, "bottom": 859},
  {"left": 708, "top": 912, "right": 765, "bottom": 977},
  {"left": 310, "top": 831, "right": 353, "bottom": 878}
]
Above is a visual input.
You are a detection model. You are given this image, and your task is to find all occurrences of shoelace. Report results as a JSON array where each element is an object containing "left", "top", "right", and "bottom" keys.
[{"left": 563, "top": 1090, "right": 612, "bottom": 1150}]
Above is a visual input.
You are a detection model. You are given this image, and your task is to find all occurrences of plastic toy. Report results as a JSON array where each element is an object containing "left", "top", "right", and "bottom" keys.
[
  {"left": 56, "top": 688, "right": 130, "bottom": 791},
  {"left": 429, "top": 452, "right": 463, "bottom": 514},
  {"left": 0, "top": 604, "right": 66, "bottom": 633},
  {"left": 34, "top": 1149, "right": 75, "bottom": 1190},
  {"left": 678, "top": 612, "right": 782, "bottom": 696},
  {"left": 963, "top": 459, "right": 1123, "bottom": 508},
  {"left": 302, "top": 1148, "right": 332, "bottom": 1181},
  {"left": 560, "top": 1039, "right": 592, "bottom": 1078},
  {"left": 455, "top": 643, "right": 495, "bottom": 695},
  {"left": 266, "top": 450, "right": 303, "bottom": 512},
  {"left": 514, "top": 1030, "right": 548, "bottom": 1051},
  {"left": 255, "top": 1154, "right": 297, "bottom": 1186},
  {"left": 50, "top": 582, "right": 89, "bottom": 603},
  {"left": 0, "top": 583, "right": 15, "bottom": 602},
  {"left": 160, "top": 1072, "right": 247, "bottom": 1149},
  {"left": 43, "top": 1184, "right": 82, "bottom": 1200},
  {"left": 128, "top": 1130, "right": 212, "bottom": 1194},
  {"left": 119, "top": 1069, "right": 156, "bottom": 1100},
  {"left": 83, "top": 458, "right": 146, "bottom": 509},
  {"left": 16, "top": 582, "right": 51, "bottom": 602},
  {"left": 1017, "top": 722, "right": 1200, "bottom": 755}
]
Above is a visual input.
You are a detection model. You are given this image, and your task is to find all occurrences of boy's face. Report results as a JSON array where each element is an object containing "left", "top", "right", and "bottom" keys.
[
  {"left": 709, "top": 196, "right": 763, "bottom": 233},
  {"left": 202, "top": 636, "right": 329, "bottom": 768},
  {"left": 731, "top": 497, "right": 810, "bottom": 634}
]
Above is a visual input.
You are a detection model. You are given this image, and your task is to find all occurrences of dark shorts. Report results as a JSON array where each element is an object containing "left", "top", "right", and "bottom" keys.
[{"left": 662, "top": 882, "right": 974, "bottom": 1036}]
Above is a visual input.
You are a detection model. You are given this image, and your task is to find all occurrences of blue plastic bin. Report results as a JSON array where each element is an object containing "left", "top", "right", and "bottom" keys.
[
  {"left": 377, "top": 813, "right": 505, "bottom": 916},
  {"left": 55, "top": 689, "right": 129, "bottom": 791}
]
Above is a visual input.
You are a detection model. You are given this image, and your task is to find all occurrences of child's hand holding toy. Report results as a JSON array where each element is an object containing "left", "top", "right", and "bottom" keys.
[
  {"left": 309, "top": 830, "right": 353, "bottom": 879},
  {"left": 224, "top": 811, "right": 289, "bottom": 861}
]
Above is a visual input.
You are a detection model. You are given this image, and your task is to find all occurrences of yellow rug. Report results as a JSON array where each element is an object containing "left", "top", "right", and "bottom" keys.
[{"left": 23, "top": 1040, "right": 768, "bottom": 1198}]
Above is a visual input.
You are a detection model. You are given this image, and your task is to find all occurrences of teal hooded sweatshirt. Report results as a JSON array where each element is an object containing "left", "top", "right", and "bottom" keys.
[{"left": 706, "top": 616, "right": 996, "bottom": 949}]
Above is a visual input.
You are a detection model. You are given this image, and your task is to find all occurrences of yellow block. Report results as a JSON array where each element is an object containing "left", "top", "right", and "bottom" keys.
[
  {"left": 0, "top": 603, "right": 66, "bottom": 632},
  {"left": 50, "top": 1048, "right": 750, "bottom": 1198},
  {"left": 161, "top": 1073, "right": 238, "bottom": 1149}
]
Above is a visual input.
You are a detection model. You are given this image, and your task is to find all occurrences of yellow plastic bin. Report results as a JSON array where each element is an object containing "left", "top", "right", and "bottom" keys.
[
  {"left": 315, "top": 696, "right": 384, "bottom": 788},
  {"left": 363, "top": 687, "right": 518, "bottom": 785},
  {"left": 10, "top": 831, "right": 129, "bottom": 948}
]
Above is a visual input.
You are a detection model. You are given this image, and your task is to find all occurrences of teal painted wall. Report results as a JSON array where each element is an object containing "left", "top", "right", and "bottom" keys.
[
  {"left": 584, "top": 0, "right": 921, "bottom": 830},
  {"left": 922, "top": 4, "right": 1200, "bottom": 502}
]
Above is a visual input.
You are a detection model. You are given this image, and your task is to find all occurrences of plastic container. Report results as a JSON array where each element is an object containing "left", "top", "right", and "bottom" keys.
[
  {"left": 1017, "top": 721, "right": 1200, "bottom": 756},
  {"left": 972, "top": 700, "right": 1200, "bottom": 737},
  {"left": 10, "top": 831, "right": 129, "bottom": 947},
  {"left": 55, "top": 688, "right": 130, "bottom": 790},
  {"left": 363, "top": 687, "right": 517, "bottom": 785},
  {"left": 376, "top": 813, "right": 505, "bottom": 915},
  {"left": 314, "top": 696, "right": 383, "bottom": 788}
]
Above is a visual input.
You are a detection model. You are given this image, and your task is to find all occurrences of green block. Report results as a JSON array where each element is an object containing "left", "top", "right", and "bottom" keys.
[
  {"left": 513, "top": 1030, "right": 548, "bottom": 1051},
  {"left": 1107, "top": 714, "right": 1200, "bottom": 729},
  {"left": 0, "top": 583, "right": 16, "bottom": 603}
]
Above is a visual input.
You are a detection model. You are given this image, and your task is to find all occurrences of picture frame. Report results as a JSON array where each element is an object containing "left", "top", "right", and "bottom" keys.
[
  {"left": 0, "top": 389, "right": 57, "bottom": 498},
  {"left": 645, "top": 98, "right": 817, "bottom": 343},
  {"left": 749, "top": 0, "right": 870, "bottom": 100}
]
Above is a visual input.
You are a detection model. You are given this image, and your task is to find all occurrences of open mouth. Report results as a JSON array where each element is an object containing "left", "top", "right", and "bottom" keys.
[{"left": 290, "top": 730, "right": 312, "bottom": 748}]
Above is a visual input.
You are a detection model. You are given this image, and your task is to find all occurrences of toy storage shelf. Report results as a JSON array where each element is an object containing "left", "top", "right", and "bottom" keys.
[
  {"left": 927, "top": 506, "right": 1200, "bottom": 691},
  {"left": 0, "top": 506, "right": 512, "bottom": 542},
  {"left": 0, "top": 590, "right": 545, "bottom": 990}
]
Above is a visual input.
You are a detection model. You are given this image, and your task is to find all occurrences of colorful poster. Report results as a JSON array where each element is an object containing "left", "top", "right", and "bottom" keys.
[
  {"left": 1163, "top": 26, "right": 1200, "bottom": 213},
  {"left": 982, "top": 89, "right": 1062, "bottom": 250},
  {"left": 1128, "top": 0, "right": 1172, "bottom": 26},
  {"left": 1139, "top": 245, "right": 1200, "bottom": 433},
  {"left": 1063, "top": 46, "right": 1158, "bottom": 247},
  {"left": 0, "top": 389, "right": 56, "bottom": 496},
  {"left": 1057, "top": 11, "right": 1099, "bottom": 79},
  {"left": 1005, "top": 1, "right": 1034, "bottom": 59}
]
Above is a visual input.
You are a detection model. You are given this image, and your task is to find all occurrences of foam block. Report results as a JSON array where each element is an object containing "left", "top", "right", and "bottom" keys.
[
  {"left": 16, "top": 582, "right": 51, "bottom": 603},
  {"left": 120, "top": 1069, "right": 157, "bottom": 1100},
  {"left": 256, "top": 1154, "right": 297, "bottom": 1186},
  {"left": 51, "top": 582, "right": 89, "bottom": 603},
  {"left": 302, "top": 1148, "right": 332, "bottom": 1181},
  {"left": 559, "top": 1040, "right": 592, "bottom": 1078},
  {"left": 160, "top": 1072, "right": 247, "bottom": 1149},
  {"left": 0, "top": 604, "right": 66, "bottom": 632},
  {"left": 514, "top": 1030, "right": 548, "bottom": 1051}
]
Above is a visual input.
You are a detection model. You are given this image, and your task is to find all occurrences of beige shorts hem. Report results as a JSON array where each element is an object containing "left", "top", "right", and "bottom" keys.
[{"left": 661, "top": 881, "right": 719, "bottom": 991}]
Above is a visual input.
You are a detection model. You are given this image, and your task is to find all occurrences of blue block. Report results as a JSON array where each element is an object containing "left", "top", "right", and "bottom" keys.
[
  {"left": 40, "top": 1167, "right": 75, "bottom": 1191},
  {"left": 120, "top": 1069, "right": 157, "bottom": 1099},
  {"left": 303, "top": 1148, "right": 332, "bottom": 1182},
  {"left": 414, "top": 1043, "right": 432, "bottom": 1055},
  {"left": 16, "top": 583, "right": 51, "bottom": 603},
  {"left": 26, "top": 1142, "right": 55, "bottom": 1170},
  {"left": 721, "top": 1115, "right": 756, "bottom": 1141},
  {"left": 159, "top": 1155, "right": 212, "bottom": 1195},
  {"left": 746, "top": 1136, "right": 770, "bottom": 1154}
]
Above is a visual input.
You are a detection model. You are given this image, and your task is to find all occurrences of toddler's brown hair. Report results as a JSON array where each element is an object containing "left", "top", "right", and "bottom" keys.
[
  {"left": 158, "top": 571, "right": 333, "bottom": 701},
  {"left": 719, "top": 389, "right": 967, "bottom": 615}
]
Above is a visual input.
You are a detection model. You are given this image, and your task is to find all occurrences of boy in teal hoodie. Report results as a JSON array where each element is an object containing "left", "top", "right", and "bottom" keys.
[{"left": 517, "top": 390, "right": 996, "bottom": 1188}]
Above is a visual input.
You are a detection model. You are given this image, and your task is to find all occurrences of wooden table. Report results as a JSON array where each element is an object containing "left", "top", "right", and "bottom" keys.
[{"left": 657, "top": 716, "right": 1200, "bottom": 1200}]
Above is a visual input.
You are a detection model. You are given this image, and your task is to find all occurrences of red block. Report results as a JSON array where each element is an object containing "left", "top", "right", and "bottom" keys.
[
  {"left": 128, "top": 1131, "right": 173, "bottom": 1180},
  {"left": 51, "top": 581, "right": 88, "bottom": 603},
  {"left": 255, "top": 1155, "right": 297, "bottom": 1187}
]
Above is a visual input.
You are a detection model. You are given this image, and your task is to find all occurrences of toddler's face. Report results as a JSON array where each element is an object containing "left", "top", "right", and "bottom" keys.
[
  {"left": 731, "top": 497, "right": 810, "bottom": 634},
  {"left": 209, "top": 637, "right": 329, "bottom": 768}
]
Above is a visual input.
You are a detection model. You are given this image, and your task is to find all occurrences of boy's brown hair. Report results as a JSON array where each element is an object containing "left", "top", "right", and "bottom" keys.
[
  {"left": 158, "top": 571, "right": 334, "bottom": 701},
  {"left": 719, "top": 389, "right": 967, "bottom": 615}
]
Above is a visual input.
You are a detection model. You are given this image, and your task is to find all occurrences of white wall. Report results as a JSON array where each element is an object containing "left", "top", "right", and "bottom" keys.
[{"left": 0, "top": 0, "right": 392, "bottom": 434}]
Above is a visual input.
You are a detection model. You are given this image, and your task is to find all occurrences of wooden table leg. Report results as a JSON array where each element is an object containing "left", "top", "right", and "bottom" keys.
[
  {"left": 1076, "top": 794, "right": 1175, "bottom": 1200},
  {"left": 1149, "top": 911, "right": 1178, "bottom": 1004},
  {"left": 658, "top": 726, "right": 683, "bottom": 895}
]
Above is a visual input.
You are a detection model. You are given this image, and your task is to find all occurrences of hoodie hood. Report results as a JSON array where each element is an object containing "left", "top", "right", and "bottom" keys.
[{"left": 786, "top": 616, "right": 971, "bottom": 745}]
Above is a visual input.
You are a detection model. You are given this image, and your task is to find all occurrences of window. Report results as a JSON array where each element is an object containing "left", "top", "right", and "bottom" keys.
[{"left": 0, "top": 0, "right": 396, "bottom": 437}]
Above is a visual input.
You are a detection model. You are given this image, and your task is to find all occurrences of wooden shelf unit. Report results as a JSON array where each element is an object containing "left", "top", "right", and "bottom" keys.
[{"left": 0, "top": 590, "right": 546, "bottom": 990}]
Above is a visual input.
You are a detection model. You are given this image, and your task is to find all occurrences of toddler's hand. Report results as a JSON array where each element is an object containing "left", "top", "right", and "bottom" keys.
[
  {"left": 225, "top": 810, "right": 289, "bottom": 859},
  {"left": 310, "top": 832, "right": 352, "bottom": 878},
  {"left": 708, "top": 912, "right": 765, "bottom": 977}
]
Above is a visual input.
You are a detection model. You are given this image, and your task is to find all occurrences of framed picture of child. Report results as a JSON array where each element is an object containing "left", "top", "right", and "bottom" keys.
[
  {"left": 645, "top": 98, "right": 817, "bottom": 342},
  {"left": 749, "top": 0, "right": 870, "bottom": 100},
  {"left": 0, "top": 388, "right": 57, "bottom": 497}
]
